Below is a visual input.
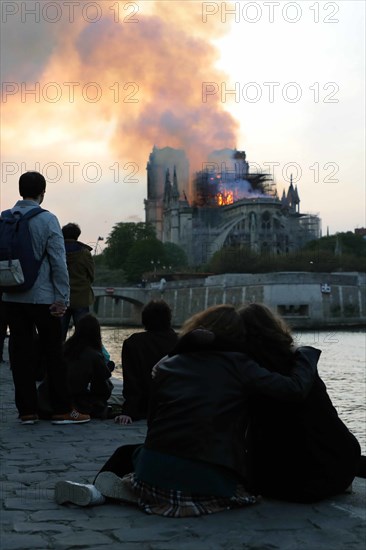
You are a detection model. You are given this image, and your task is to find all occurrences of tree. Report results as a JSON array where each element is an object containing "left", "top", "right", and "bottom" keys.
[
  {"left": 124, "top": 238, "right": 165, "bottom": 282},
  {"left": 163, "top": 242, "right": 188, "bottom": 269},
  {"left": 303, "top": 232, "right": 366, "bottom": 257},
  {"left": 104, "top": 222, "right": 156, "bottom": 269},
  {"left": 208, "top": 246, "right": 257, "bottom": 273}
]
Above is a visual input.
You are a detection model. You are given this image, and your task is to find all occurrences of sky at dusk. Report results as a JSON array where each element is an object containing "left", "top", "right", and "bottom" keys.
[{"left": 1, "top": 0, "right": 365, "bottom": 252}]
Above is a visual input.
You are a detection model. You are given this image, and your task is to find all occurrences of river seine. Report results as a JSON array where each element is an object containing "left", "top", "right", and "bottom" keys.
[{"left": 101, "top": 327, "right": 365, "bottom": 453}]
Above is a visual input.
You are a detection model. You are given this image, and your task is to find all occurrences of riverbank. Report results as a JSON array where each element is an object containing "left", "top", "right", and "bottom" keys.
[
  {"left": 92, "top": 271, "right": 366, "bottom": 328},
  {"left": 1, "top": 347, "right": 365, "bottom": 549}
]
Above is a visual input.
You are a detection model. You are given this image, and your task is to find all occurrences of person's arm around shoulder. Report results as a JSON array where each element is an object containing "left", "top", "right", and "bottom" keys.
[
  {"left": 241, "top": 345, "right": 321, "bottom": 402},
  {"left": 151, "top": 354, "right": 169, "bottom": 379}
]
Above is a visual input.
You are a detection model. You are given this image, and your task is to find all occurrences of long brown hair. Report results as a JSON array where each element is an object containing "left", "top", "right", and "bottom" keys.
[
  {"left": 238, "top": 303, "right": 294, "bottom": 373},
  {"left": 180, "top": 304, "right": 244, "bottom": 340},
  {"left": 64, "top": 314, "right": 102, "bottom": 359}
]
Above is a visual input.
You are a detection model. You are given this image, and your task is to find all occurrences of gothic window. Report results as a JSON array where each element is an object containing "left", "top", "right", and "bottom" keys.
[{"left": 261, "top": 211, "right": 271, "bottom": 230}]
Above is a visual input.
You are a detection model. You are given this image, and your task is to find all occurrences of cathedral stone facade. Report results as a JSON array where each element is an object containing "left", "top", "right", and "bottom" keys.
[{"left": 145, "top": 146, "right": 321, "bottom": 266}]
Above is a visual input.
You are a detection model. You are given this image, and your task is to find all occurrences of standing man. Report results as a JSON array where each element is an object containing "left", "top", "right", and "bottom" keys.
[
  {"left": 61, "top": 223, "right": 94, "bottom": 340},
  {"left": 2, "top": 172, "right": 90, "bottom": 424}
]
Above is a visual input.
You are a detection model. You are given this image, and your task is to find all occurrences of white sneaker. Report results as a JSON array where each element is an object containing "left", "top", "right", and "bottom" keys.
[
  {"left": 55, "top": 481, "right": 106, "bottom": 506},
  {"left": 95, "top": 471, "right": 138, "bottom": 503}
]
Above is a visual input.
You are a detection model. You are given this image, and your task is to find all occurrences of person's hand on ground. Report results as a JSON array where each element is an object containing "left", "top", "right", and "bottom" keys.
[{"left": 114, "top": 414, "right": 132, "bottom": 425}]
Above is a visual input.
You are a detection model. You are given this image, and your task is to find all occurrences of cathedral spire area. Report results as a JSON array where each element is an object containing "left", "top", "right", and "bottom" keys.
[{"left": 145, "top": 146, "right": 321, "bottom": 265}]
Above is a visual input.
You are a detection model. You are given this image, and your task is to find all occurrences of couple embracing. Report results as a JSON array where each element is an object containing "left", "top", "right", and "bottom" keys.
[{"left": 56, "top": 303, "right": 362, "bottom": 517}]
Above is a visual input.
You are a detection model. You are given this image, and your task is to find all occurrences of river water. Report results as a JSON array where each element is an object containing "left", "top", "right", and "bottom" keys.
[{"left": 101, "top": 327, "right": 366, "bottom": 453}]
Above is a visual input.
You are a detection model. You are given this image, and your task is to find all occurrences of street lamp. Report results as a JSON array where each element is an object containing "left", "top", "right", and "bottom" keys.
[
  {"left": 150, "top": 259, "right": 160, "bottom": 279},
  {"left": 93, "top": 236, "right": 104, "bottom": 256}
]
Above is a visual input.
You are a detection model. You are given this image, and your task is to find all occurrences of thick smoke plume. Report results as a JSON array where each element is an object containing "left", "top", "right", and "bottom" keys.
[{"left": 2, "top": 1, "right": 238, "bottom": 176}]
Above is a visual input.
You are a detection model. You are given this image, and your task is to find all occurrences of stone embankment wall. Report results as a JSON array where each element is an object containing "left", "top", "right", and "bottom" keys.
[{"left": 93, "top": 272, "right": 366, "bottom": 329}]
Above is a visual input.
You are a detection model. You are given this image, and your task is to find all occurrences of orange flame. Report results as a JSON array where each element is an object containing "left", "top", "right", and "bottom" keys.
[{"left": 216, "top": 190, "right": 234, "bottom": 206}]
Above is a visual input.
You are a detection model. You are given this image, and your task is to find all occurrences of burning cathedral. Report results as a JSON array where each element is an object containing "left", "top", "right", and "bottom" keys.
[{"left": 145, "top": 146, "right": 321, "bottom": 266}]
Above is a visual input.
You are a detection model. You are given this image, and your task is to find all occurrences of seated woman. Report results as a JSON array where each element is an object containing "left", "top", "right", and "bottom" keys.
[
  {"left": 238, "top": 303, "right": 361, "bottom": 502},
  {"left": 39, "top": 314, "right": 113, "bottom": 419},
  {"left": 55, "top": 305, "right": 320, "bottom": 516}
]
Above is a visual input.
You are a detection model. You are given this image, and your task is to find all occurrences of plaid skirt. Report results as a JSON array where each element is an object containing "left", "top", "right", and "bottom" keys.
[{"left": 122, "top": 472, "right": 257, "bottom": 518}]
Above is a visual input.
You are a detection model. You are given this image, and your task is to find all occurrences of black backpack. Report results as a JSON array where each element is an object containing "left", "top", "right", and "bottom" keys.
[{"left": 0, "top": 207, "right": 47, "bottom": 293}]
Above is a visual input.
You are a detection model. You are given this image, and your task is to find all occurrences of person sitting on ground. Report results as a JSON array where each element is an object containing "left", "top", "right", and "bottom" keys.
[
  {"left": 55, "top": 304, "right": 320, "bottom": 516},
  {"left": 39, "top": 314, "right": 113, "bottom": 419},
  {"left": 237, "top": 302, "right": 362, "bottom": 502},
  {"left": 114, "top": 299, "right": 178, "bottom": 425},
  {"left": 171, "top": 303, "right": 364, "bottom": 499},
  {"left": 61, "top": 223, "right": 94, "bottom": 340}
]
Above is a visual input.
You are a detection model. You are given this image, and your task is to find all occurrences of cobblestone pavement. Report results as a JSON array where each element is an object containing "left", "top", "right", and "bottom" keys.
[{"left": 1, "top": 353, "right": 365, "bottom": 550}]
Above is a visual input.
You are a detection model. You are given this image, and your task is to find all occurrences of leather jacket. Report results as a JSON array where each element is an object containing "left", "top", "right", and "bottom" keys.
[{"left": 145, "top": 346, "right": 320, "bottom": 481}]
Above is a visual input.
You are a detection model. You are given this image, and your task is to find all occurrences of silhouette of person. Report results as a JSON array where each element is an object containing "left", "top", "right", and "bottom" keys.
[
  {"left": 115, "top": 300, "right": 178, "bottom": 425},
  {"left": 2, "top": 172, "right": 90, "bottom": 424},
  {"left": 38, "top": 314, "right": 113, "bottom": 419},
  {"left": 61, "top": 223, "right": 94, "bottom": 340}
]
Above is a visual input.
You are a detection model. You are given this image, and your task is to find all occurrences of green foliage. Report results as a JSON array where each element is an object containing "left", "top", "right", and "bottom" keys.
[
  {"left": 93, "top": 253, "right": 106, "bottom": 267},
  {"left": 208, "top": 246, "right": 254, "bottom": 273},
  {"left": 304, "top": 232, "right": 366, "bottom": 257},
  {"left": 100, "top": 224, "right": 366, "bottom": 279},
  {"left": 163, "top": 242, "right": 188, "bottom": 269},
  {"left": 93, "top": 265, "right": 127, "bottom": 286},
  {"left": 123, "top": 240, "right": 188, "bottom": 281},
  {"left": 207, "top": 242, "right": 366, "bottom": 274},
  {"left": 102, "top": 221, "right": 189, "bottom": 281},
  {"left": 124, "top": 238, "right": 165, "bottom": 281},
  {"left": 104, "top": 222, "right": 156, "bottom": 269}
]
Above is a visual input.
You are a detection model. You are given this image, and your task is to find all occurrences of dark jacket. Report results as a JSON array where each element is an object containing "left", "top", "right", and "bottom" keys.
[
  {"left": 246, "top": 370, "right": 361, "bottom": 501},
  {"left": 121, "top": 328, "right": 178, "bottom": 419},
  {"left": 67, "top": 347, "right": 113, "bottom": 417},
  {"left": 37, "top": 346, "right": 112, "bottom": 418},
  {"left": 64, "top": 239, "right": 94, "bottom": 308},
  {"left": 177, "top": 331, "right": 361, "bottom": 501},
  {"left": 144, "top": 346, "right": 320, "bottom": 481}
]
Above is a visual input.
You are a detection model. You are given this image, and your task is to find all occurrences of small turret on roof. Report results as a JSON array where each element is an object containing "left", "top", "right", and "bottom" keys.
[
  {"left": 172, "top": 166, "right": 180, "bottom": 201},
  {"left": 163, "top": 168, "right": 172, "bottom": 203},
  {"left": 281, "top": 189, "right": 289, "bottom": 208},
  {"left": 286, "top": 175, "right": 300, "bottom": 212}
]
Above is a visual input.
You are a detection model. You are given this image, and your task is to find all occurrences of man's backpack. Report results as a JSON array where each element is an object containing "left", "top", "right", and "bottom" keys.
[{"left": 0, "top": 207, "right": 47, "bottom": 293}]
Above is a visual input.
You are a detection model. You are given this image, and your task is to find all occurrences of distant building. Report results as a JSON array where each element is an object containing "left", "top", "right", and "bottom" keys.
[{"left": 145, "top": 146, "right": 321, "bottom": 265}]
